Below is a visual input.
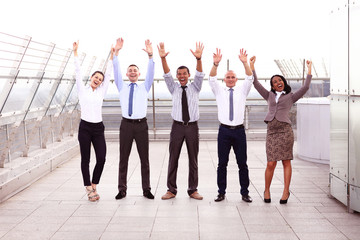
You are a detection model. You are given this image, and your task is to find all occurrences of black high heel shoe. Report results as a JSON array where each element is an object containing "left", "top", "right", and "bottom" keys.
[
  {"left": 263, "top": 191, "right": 271, "bottom": 203},
  {"left": 279, "top": 192, "right": 290, "bottom": 204}
]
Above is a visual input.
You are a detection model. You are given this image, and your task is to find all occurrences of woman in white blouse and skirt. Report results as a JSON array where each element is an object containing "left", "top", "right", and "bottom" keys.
[{"left": 73, "top": 41, "right": 113, "bottom": 201}]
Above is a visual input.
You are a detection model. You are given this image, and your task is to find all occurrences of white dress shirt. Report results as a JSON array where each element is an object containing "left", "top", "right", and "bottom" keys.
[
  {"left": 209, "top": 74, "right": 254, "bottom": 126},
  {"left": 164, "top": 70, "right": 205, "bottom": 122},
  {"left": 75, "top": 57, "right": 112, "bottom": 123},
  {"left": 275, "top": 91, "right": 286, "bottom": 103},
  {"left": 113, "top": 55, "right": 155, "bottom": 119}
]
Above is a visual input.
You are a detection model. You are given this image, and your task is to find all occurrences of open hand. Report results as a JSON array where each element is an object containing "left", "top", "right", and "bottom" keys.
[
  {"left": 114, "top": 38, "right": 124, "bottom": 53},
  {"left": 238, "top": 48, "right": 248, "bottom": 63},
  {"left": 213, "top": 48, "right": 222, "bottom": 65},
  {"left": 73, "top": 40, "right": 79, "bottom": 52},
  {"left": 190, "top": 42, "right": 204, "bottom": 59},
  {"left": 157, "top": 42, "right": 169, "bottom": 58},
  {"left": 110, "top": 45, "right": 115, "bottom": 60},
  {"left": 142, "top": 39, "right": 153, "bottom": 56}
]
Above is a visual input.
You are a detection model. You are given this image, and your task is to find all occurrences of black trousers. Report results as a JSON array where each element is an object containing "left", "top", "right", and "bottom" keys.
[
  {"left": 217, "top": 125, "right": 249, "bottom": 196},
  {"left": 167, "top": 121, "right": 199, "bottom": 195},
  {"left": 78, "top": 119, "right": 106, "bottom": 186},
  {"left": 118, "top": 118, "right": 150, "bottom": 192}
]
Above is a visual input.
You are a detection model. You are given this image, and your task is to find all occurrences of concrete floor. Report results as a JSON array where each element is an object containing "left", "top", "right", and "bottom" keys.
[{"left": 0, "top": 139, "right": 359, "bottom": 240}]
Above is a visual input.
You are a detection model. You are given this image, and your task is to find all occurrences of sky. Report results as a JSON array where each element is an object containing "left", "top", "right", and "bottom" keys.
[{"left": 1, "top": 0, "right": 334, "bottom": 78}]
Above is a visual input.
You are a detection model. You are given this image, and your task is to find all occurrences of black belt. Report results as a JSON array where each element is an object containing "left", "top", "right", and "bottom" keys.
[
  {"left": 220, "top": 123, "right": 244, "bottom": 129},
  {"left": 173, "top": 120, "right": 197, "bottom": 126},
  {"left": 122, "top": 117, "right": 147, "bottom": 123}
]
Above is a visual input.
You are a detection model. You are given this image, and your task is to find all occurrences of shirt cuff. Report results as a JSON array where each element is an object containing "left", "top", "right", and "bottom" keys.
[
  {"left": 209, "top": 76, "right": 217, "bottom": 82},
  {"left": 163, "top": 71, "right": 172, "bottom": 77},
  {"left": 245, "top": 75, "right": 254, "bottom": 81},
  {"left": 195, "top": 70, "right": 205, "bottom": 77}
]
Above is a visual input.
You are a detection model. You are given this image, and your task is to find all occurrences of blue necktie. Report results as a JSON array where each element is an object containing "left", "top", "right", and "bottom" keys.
[
  {"left": 128, "top": 83, "right": 135, "bottom": 116},
  {"left": 229, "top": 88, "right": 234, "bottom": 121}
]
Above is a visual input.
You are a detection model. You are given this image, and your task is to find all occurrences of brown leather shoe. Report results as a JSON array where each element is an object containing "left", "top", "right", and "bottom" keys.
[
  {"left": 161, "top": 191, "right": 176, "bottom": 200},
  {"left": 189, "top": 191, "right": 203, "bottom": 200}
]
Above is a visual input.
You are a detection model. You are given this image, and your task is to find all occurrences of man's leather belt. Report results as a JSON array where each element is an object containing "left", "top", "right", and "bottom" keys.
[
  {"left": 220, "top": 123, "right": 244, "bottom": 129},
  {"left": 173, "top": 120, "right": 197, "bottom": 126},
  {"left": 122, "top": 117, "right": 147, "bottom": 123}
]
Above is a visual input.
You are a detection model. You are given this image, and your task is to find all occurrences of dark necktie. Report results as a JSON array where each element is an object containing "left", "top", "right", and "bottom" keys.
[
  {"left": 181, "top": 86, "right": 190, "bottom": 124},
  {"left": 229, "top": 88, "right": 234, "bottom": 121},
  {"left": 128, "top": 83, "right": 135, "bottom": 116}
]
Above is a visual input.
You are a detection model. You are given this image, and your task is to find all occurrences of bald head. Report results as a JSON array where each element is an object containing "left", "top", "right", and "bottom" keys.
[{"left": 224, "top": 70, "right": 238, "bottom": 88}]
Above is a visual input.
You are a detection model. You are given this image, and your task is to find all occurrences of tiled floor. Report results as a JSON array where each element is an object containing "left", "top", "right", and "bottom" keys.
[{"left": 0, "top": 140, "right": 359, "bottom": 240}]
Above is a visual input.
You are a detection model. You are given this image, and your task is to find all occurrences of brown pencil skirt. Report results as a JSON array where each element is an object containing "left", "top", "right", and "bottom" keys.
[{"left": 266, "top": 118, "right": 294, "bottom": 162}]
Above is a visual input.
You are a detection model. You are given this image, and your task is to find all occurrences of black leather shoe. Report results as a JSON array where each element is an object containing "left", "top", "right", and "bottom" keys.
[
  {"left": 280, "top": 192, "right": 290, "bottom": 204},
  {"left": 242, "top": 195, "right": 253, "bottom": 203},
  {"left": 264, "top": 191, "right": 271, "bottom": 203},
  {"left": 214, "top": 194, "right": 225, "bottom": 202},
  {"left": 143, "top": 190, "right": 155, "bottom": 199},
  {"left": 115, "top": 190, "right": 126, "bottom": 200}
]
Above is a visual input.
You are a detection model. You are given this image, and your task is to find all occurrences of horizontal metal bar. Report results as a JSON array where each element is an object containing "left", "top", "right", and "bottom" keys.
[
  {"left": 0, "top": 75, "right": 331, "bottom": 82},
  {"left": 0, "top": 32, "right": 29, "bottom": 41}
]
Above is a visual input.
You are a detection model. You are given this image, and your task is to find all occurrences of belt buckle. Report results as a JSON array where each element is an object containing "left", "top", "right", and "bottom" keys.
[
  {"left": 230, "top": 126, "right": 236, "bottom": 130},
  {"left": 183, "top": 122, "right": 189, "bottom": 126}
]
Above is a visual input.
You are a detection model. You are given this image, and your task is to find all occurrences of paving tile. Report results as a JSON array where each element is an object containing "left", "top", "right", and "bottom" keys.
[
  {"left": 65, "top": 216, "right": 112, "bottom": 225},
  {"left": 1, "top": 230, "right": 56, "bottom": 240},
  {"left": 101, "top": 231, "right": 150, "bottom": 240},
  {"left": 247, "top": 232, "right": 298, "bottom": 240},
  {"left": 107, "top": 216, "right": 154, "bottom": 232},
  {"left": 51, "top": 231, "right": 102, "bottom": 240},
  {"left": 199, "top": 231, "right": 249, "bottom": 240},
  {"left": 0, "top": 223, "right": 16, "bottom": 231},
  {"left": 296, "top": 232, "right": 349, "bottom": 240},
  {"left": 152, "top": 217, "right": 198, "bottom": 232},
  {"left": 1, "top": 140, "right": 360, "bottom": 240},
  {"left": 244, "top": 224, "right": 293, "bottom": 233},
  {"left": 150, "top": 231, "right": 198, "bottom": 240},
  {"left": 58, "top": 223, "right": 108, "bottom": 232}
]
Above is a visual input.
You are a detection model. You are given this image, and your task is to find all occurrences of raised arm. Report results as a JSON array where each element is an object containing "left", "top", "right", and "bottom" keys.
[
  {"left": 250, "top": 56, "right": 269, "bottom": 100},
  {"left": 158, "top": 42, "right": 176, "bottom": 93},
  {"left": 208, "top": 48, "right": 222, "bottom": 95},
  {"left": 238, "top": 48, "right": 254, "bottom": 96},
  {"left": 73, "top": 40, "right": 84, "bottom": 94},
  {"left": 238, "top": 48, "right": 252, "bottom": 76},
  {"left": 292, "top": 60, "right": 312, "bottom": 102},
  {"left": 99, "top": 46, "right": 114, "bottom": 96},
  {"left": 190, "top": 42, "right": 204, "bottom": 73},
  {"left": 143, "top": 39, "right": 155, "bottom": 92},
  {"left": 157, "top": 42, "right": 170, "bottom": 74},
  {"left": 113, "top": 38, "right": 124, "bottom": 92},
  {"left": 73, "top": 40, "right": 79, "bottom": 57},
  {"left": 210, "top": 48, "right": 222, "bottom": 77},
  {"left": 190, "top": 42, "right": 205, "bottom": 91}
]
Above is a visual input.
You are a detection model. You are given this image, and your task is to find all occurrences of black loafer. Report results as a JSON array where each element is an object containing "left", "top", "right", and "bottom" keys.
[
  {"left": 242, "top": 195, "right": 253, "bottom": 203},
  {"left": 143, "top": 190, "right": 155, "bottom": 199},
  {"left": 115, "top": 190, "right": 126, "bottom": 200},
  {"left": 214, "top": 194, "right": 225, "bottom": 202}
]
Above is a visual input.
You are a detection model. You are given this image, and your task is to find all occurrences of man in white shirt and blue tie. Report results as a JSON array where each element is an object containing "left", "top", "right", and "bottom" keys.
[
  {"left": 113, "top": 38, "right": 155, "bottom": 200},
  {"left": 209, "top": 48, "right": 254, "bottom": 203}
]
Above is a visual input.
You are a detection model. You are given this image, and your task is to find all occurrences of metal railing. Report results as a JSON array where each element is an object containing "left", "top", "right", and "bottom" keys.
[{"left": 0, "top": 32, "right": 330, "bottom": 167}]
